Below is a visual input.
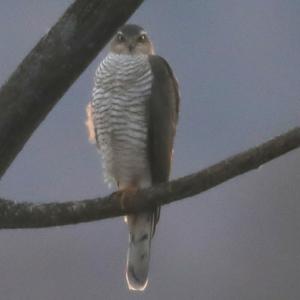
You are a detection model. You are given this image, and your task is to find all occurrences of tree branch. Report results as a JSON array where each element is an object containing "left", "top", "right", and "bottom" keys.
[
  {"left": 0, "top": 127, "right": 299, "bottom": 229},
  {"left": 0, "top": 0, "right": 143, "bottom": 179}
]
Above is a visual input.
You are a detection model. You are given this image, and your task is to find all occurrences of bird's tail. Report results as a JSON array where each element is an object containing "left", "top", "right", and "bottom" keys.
[{"left": 126, "top": 212, "right": 154, "bottom": 291}]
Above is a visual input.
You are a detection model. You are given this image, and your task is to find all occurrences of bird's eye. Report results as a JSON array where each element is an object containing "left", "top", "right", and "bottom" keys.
[
  {"left": 138, "top": 34, "right": 147, "bottom": 42},
  {"left": 116, "top": 33, "right": 125, "bottom": 42}
]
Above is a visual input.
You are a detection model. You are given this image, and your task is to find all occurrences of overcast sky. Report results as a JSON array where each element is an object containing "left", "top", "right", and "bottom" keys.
[{"left": 0, "top": 1, "right": 299, "bottom": 299}]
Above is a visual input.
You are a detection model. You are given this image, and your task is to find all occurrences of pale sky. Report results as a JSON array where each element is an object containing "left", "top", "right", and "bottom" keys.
[{"left": 0, "top": 1, "right": 299, "bottom": 299}]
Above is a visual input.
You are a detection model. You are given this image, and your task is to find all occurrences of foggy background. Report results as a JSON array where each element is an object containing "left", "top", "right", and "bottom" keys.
[{"left": 0, "top": 1, "right": 299, "bottom": 299}]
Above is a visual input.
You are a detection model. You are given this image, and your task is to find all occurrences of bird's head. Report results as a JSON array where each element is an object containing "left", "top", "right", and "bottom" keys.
[{"left": 110, "top": 24, "right": 154, "bottom": 55}]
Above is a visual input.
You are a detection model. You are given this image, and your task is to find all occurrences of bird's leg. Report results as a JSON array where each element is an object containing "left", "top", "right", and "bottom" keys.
[
  {"left": 119, "top": 185, "right": 138, "bottom": 210},
  {"left": 117, "top": 183, "right": 139, "bottom": 223}
]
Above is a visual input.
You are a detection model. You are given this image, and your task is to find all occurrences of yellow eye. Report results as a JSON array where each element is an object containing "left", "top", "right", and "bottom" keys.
[
  {"left": 116, "top": 33, "right": 125, "bottom": 42},
  {"left": 138, "top": 34, "right": 147, "bottom": 42}
]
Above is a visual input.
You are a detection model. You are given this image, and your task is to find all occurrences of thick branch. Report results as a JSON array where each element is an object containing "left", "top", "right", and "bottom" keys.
[
  {"left": 0, "top": 127, "right": 299, "bottom": 229},
  {"left": 0, "top": 0, "right": 143, "bottom": 178}
]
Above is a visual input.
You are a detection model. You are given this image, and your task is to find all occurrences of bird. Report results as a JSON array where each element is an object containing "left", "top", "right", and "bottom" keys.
[{"left": 86, "top": 24, "right": 180, "bottom": 291}]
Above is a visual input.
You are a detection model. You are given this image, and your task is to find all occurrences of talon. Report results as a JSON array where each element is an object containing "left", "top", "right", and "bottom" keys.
[{"left": 118, "top": 185, "right": 138, "bottom": 219}]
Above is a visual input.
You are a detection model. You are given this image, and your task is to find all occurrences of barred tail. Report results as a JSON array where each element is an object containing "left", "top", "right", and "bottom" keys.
[{"left": 126, "top": 212, "right": 153, "bottom": 291}]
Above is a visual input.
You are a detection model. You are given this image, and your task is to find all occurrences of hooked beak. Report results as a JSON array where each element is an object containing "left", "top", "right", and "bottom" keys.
[{"left": 128, "top": 43, "right": 135, "bottom": 52}]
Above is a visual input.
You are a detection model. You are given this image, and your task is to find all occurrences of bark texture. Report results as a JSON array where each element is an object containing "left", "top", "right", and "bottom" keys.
[{"left": 0, "top": 127, "right": 299, "bottom": 229}]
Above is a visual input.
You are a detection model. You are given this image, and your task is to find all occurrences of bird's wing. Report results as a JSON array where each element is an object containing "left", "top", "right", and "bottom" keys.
[
  {"left": 148, "top": 55, "right": 180, "bottom": 185},
  {"left": 147, "top": 55, "right": 180, "bottom": 228}
]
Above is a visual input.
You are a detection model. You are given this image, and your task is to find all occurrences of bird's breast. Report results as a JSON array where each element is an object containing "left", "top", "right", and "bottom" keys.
[{"left": 92, "top": 54, "right": 153, "bottom": 186}]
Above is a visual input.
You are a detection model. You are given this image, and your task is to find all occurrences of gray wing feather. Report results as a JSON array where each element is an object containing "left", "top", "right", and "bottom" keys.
[
  {"left": 148, "top": 55, "right": 180, "bottom": 184},
  {"left": 147, "top": 55, "right": 180, "bottom": 229}
]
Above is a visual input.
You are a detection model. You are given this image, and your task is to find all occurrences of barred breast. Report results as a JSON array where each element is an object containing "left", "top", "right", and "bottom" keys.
[{"left": 92, "top": 53, "right": 153, "bottom": 187}]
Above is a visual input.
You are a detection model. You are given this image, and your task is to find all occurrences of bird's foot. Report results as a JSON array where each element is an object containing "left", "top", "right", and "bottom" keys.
[{"left": 119, "top": 186, "right": 138, "bottom": 209}]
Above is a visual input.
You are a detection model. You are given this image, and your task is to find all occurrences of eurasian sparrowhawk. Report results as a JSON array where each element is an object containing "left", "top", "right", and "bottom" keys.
[{"left": 86, "top": 24, "right": 180, "bottom": 291}]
